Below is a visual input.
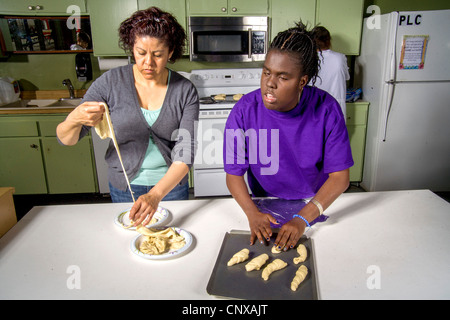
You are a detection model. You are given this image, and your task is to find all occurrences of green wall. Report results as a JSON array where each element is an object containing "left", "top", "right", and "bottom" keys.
[{"left": 1, "top": 0, "right": 449, "bottom": 91}]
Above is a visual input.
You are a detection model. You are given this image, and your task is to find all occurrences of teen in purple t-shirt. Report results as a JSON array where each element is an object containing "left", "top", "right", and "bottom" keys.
[{"left": 223, "top": 21, "right": 354, "bottom": 251}]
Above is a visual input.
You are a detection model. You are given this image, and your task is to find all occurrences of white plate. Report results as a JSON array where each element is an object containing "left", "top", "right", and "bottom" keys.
[
  {"left": 115, "top": 207, "right": 169, "bottom": 230},
  {"left": 130, "top": 227, "right": 193, "bottom": 260}
]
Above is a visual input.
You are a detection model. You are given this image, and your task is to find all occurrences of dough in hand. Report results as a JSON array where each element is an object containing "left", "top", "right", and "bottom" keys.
[
  {"left": 293, "top": 244, "right": 307, "bottom": 264},
  {"left": 261, "top": 259, "right": 287, "bottom": 280},
  {"left": 291, "top": 265, "right": 308, "bottom": 291},
  {"left": 245, "top": 254, "right": 269, "bottom": 271},
  {"left": 227, "top": 248, "right": 249, "bottom": 266},
  {"left": 271, "top": 246, "right": 282, "bottom": 254},
  {"left": 94, "top": 102, "right": 135, "bottom": 202}
]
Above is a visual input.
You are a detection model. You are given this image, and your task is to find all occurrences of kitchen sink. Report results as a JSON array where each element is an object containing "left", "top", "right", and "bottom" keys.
[
  {"left": 46, "top": 98, "right": 83, "bottom": 107},
  {"left": 0, "top": 98, "right": 83, "bottom": 108}
]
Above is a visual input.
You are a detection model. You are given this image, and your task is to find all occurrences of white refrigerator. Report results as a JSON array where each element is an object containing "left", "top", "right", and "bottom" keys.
[{"left": 356, "top": 10, "right": 450, "bottom": 192}]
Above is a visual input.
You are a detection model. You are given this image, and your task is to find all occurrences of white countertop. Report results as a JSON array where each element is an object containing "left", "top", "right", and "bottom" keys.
[{"left": 0, "top": 189, "right": 449, "bottom": 300}]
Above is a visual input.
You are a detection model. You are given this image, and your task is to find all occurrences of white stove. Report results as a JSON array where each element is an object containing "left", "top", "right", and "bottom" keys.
[{"left": 188, "top": 68, "right": 261, "bottom": 197}]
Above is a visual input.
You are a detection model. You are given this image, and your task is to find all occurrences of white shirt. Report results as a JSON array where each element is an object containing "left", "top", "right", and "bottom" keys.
[{"left": 312, "top": 49, "right": 350, "bottom": 118}]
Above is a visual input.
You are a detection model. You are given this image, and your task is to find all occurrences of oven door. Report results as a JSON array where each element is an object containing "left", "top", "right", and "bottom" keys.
[{"left": 195, "top": 116, "right": 227, "bottom": 170}]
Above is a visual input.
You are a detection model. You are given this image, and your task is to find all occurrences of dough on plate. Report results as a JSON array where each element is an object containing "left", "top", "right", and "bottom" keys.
[{"left": 136, "top": 226, "right": 185, "bottom": 255}]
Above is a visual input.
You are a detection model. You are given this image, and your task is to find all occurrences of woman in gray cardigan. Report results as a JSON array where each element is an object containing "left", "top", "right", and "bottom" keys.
[{"left": 57, "top": 7, "right": 199, "bottom": 226}]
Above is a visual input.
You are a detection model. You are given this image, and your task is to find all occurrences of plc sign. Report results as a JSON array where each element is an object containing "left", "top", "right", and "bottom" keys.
[{"left": 399, "top": 14, "right": 422, "bottom": 26}]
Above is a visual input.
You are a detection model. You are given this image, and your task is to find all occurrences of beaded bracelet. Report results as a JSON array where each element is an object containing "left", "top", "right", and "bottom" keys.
[{"left": 293, "top": 214, "right": 311, "bottom": 228}]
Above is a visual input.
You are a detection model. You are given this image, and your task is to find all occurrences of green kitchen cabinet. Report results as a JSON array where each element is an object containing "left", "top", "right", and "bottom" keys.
[
  {"left": 138, "top": 0, "right": 186, "bottom": 30},
  {"left": 270, "top": 0, "right": 316, "bottom": 41},
  {"left": 0, "top": 137, "right": 48, "bottom": 194},
  {"left": 0, "top": 114, "right": 98, "bottom": 195},
  {"left": 42, "top": 137, "right": 97, "bottom": 194},
  {"left": 315, "top": 0, "right": 364, "bottom": 55},
  {"left": 346, "top": 102, "right": 369, "bottom": 182},
  {"left": 88, "top": 0, "right": 138, "bottom": 56},
  {"left": 0, "top": 0, "right": 87, "bottom": 15},
  {"left": 187, "top": 0, "right": 269, "bottom": 16}
]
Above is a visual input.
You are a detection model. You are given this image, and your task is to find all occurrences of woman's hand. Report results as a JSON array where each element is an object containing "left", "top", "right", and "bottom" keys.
[
  {"left": 128, "top": 191, "right": 163, "bottom": 227},
  {"left": 57, "top": 101, "right": 105, "bottom": 146},
  {"left": 66, "top": 101, "right": 105, "bottom": 127},
  {"left": 247, "top": 211, "right": 279, "bottom": 245},
  {"left": 273, "top": 217, "right": 306, "bottom": 251}
]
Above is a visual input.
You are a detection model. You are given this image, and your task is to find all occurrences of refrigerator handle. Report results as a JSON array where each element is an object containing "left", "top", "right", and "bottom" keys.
[
  {"left": 382, "top": 12, "right": 399, "bottom": 142},
  {"left": 387, "top": 12, "right": 398, "bottom": 82},
  {"left": 382, "top": 81, "right": 396, "bottom": 142}
]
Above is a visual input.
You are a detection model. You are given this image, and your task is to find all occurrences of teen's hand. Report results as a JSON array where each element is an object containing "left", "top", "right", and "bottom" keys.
[
  {"left": 247, "top": 211, "right": 279, "bottom": 245},
  {"left": 273, "top": 217, "right": 306, "bottom": 251}
]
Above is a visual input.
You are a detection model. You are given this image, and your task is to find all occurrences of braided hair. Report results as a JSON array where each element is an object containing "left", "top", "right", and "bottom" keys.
[{"left": 269, "top": 21, "right": 320, "bottom": 85}]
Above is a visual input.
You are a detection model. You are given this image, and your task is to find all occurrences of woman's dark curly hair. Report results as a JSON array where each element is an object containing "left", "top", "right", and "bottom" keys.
[
  {"left": 269, "top": 21, "right": 320, "bottom": 85},
  {"left": 118, "top": 6, "right": 186, "bottom": 62}
]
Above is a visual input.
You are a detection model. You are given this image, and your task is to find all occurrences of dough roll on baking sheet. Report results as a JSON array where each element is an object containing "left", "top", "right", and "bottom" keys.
[
  {"left": 94, "top": 102, "right": 135, "bottom": 202},
  {"left": 206, "top": 230, "right": 318, "bottom": 300}
]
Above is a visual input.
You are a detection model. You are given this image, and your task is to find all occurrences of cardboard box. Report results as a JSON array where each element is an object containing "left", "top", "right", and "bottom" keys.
[{"left": 0, "top": 187, "right": 17, "bottom": 238}]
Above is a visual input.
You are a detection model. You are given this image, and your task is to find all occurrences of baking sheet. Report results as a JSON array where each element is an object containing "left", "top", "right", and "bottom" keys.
[{"left": 206, "top": 230, "right": 318, "bottom": 300}]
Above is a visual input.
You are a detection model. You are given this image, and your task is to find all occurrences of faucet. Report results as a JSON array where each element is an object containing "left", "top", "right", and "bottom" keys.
[{"left": 62, "top": 79, "right": 75, "bottom": 99}]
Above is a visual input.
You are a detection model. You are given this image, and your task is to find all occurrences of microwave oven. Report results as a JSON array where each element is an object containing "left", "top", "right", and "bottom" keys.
[{"left": 188, "top": 16, "right": 269, "bottom": 62}]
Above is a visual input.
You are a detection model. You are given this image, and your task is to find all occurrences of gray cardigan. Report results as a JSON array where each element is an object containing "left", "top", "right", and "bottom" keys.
[{"left": 77, "top": 64, "right": 199, "bottom": 191}]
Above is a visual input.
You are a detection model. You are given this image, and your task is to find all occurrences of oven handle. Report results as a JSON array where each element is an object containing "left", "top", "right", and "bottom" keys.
[{"left": 248, "top": 28, "right": 252, "bottom": 58}]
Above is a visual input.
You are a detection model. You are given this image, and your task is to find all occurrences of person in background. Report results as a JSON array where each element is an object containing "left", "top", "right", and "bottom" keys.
[
  {"left": 70, "top": 31, "right": 91, "bottom": 50},
  {"left": 57, "top": 7, "right": 199, "bottom": 226},
  {"left": 311, "top": 26, "right": 350, "bottom": 118},
  {"left": 224, "top": 21, "right": 353, "bottom": 250}
]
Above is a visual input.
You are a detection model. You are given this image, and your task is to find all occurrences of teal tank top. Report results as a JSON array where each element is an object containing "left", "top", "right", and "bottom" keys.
[{"left": 131, "top": 71, "right": 170, "bottom": 186}]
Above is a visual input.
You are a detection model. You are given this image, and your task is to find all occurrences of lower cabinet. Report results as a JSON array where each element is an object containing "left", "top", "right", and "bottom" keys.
[
  {"left": 0, "top": 137, "right": 48, "bottom": 194},
  {"left": 0, "top": 114, "right": 98, "bottom": 195},
  {"left": 346, "top": 102, "right": 369, "bottom": 182}
]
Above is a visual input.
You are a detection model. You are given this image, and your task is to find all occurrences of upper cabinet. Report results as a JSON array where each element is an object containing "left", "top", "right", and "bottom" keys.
[
  {"left": 84, "top": 0, "right": 364, "bottom": 56},
  {"left": 138, "top": 0, "right": 187, "bottom": 33},
  {"left": 315, "top": 0, "right": 364, "bottom": 55},
  {"left": 271, "top": 0, "right": 315, "bottom": 40},
  {"left": 88, "top": 0, "right": 186, "bottom": 57},
  {"left": 271, "top": 0, "right": 364, "bottom": 55},
  {"left": 0, "top": 0, "right": 87, "bottom": 16},
  {"left": 187, "top": 0, "right": 269, "bottom": 16},
  {"left": 88, "top": 0, "right": 137, "bottom": 56}
]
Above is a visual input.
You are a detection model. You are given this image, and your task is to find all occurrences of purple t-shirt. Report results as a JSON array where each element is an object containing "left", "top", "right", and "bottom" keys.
[{"left": 223, "top": 85, "right": 354, "bottom": 200}]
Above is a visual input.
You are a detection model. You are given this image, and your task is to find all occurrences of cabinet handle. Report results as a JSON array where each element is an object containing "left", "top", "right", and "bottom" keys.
[
  {"left": 36, "top": 5, "right": 43, "bottom": 10},
  {"left": 221, "top": 7, "right": 227, "bottom": 12},
  {"left": 28, "top": 5, "right": 35, "bottom": 10},
  {"left": 30, "top": 144, "right": 39, "bottom": 149},
  {"left": 232, "top": 7, "right": 237, "bottom": 12}
]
